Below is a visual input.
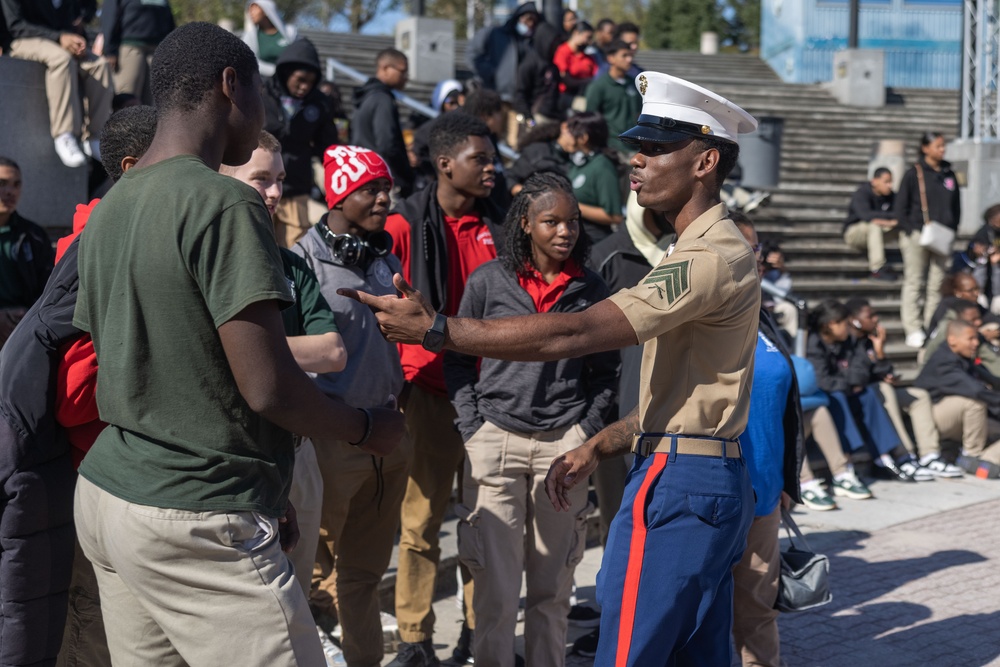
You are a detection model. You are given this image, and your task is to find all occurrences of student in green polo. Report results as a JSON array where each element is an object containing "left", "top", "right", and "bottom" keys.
[
  {"left": 585, "top": 39, "right": 641, "bottom": 155},
  {"left": 565, "top": 112, "right": 623, "bottom": 244}
]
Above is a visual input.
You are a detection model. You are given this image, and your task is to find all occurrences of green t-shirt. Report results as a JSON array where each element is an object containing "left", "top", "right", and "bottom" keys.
[
  {"left": 570, "top": 152, "right": 622, "bottom": 216},
  {"left": 75, "top": 155, "right": 296, "bottom": 516},
  {"left": 0, "top": 226, "right": 24, "bottom": 308},
  {"left": 280, "top": 248, "right": 338, "bottom": 337},
  {"left": 585, "top": 72, "right": 642, "bottom": 153},
  {"left": 257, "top": 30, "right": 291, "bottom": 65}
]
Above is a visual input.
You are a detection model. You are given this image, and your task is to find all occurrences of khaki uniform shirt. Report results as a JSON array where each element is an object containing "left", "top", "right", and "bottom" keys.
[{"left": 608, "top": 203, "right": 760, "bottom": 440}]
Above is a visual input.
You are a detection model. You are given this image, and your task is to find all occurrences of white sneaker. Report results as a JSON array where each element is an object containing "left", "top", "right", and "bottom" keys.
[
  {"left": 54, "top": 133, "right": 86, "bottom": 168},
  {"left": 922, "top": 456, "right": 965, "bottom": 478},
  {"left": 905, "top": 331, "right": 926, "bottom": 348},
  {"left": 899, "top": 459, "right": 935, "bottom": 482}
]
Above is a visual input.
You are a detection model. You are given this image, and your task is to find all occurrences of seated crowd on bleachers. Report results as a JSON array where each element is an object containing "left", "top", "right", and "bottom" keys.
[{"left": 3, "top": 4, "right": 1000, "bottom": 667}]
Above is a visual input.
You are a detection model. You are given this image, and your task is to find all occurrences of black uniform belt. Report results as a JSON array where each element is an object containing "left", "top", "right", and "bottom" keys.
[{"left": 631, "top": 433, "right": 741, "bottom": 459}]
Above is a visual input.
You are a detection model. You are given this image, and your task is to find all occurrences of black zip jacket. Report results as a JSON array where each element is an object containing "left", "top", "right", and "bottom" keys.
[
  {"left": 262, "top": 38, "right": 340, "bottom": 198},
  {"left": 759, "top": 308, "right": 805, "bottom": 505},
  {"left": 845, "top": 181, "right": 896, "bottom": 232},
  {"left": 350, "top": 77, "right": 414, "bottom": 196},
  {"left": 806, "top": 333, "right": 872, "bottom": 394},
  {"left": 2, "top": 211, "right": 54, "bottom": 309},
  {"left": 444, "top": 259, "right": 617, "bottom": 441},
  {"left": 0, "top": 236, "right": 83, "bottom": 667},
  {"left": 507, "top": 141, "right": 569, "bottom": 188},
  {"left": 392, "top": 181, "right": 505, "bottom": 314},
  {"left": 514, "top": 47, "right": 561, "bottom": 121},
  {"left": 894, "top": 158, "right": 962, "bottom": 233},
  {"left": 100, "top": 0, "right": 174, "bottom": 55},
  {"left": 1, "top": 0, "right": 82, "bottom": 42},
  {"left": 915, "top": 343, "right": 1000, "bottom": 407}
]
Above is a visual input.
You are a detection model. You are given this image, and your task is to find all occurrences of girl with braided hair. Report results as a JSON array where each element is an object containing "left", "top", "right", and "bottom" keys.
[{"left": 444, "top": 171, "right": 619, "bottom": 667}]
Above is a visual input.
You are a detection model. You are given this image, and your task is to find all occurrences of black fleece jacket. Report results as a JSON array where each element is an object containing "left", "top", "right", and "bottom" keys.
[
  {"left": 1, "top": 0, "right": 83, "bottom": 42},
  {"left": 100, "top": 0, "right": 175, "bottom": 54},
  {"left": 916, "top": 343, "right": 1000, "bottom": 406},
  {"left": 807, "top": 333, "right": 872, "bottom": 394},
  {"left": 845, "top": 181, "right": 896, "bottom": 232},
  {"left": 262, "top": 39, "right": 341, "bottom": 198},
  {"left": 444, "top": 259, "right": 617, "bottom": 441},
  {"left": 350, "top": 77, "right": 414, "bottom": 196},
  {"left": 895, "top": 158, "right": 962, "bottom": 233}
]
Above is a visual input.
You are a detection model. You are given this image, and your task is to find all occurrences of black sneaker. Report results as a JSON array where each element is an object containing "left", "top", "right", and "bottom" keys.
[
  {"left": 387, "top": 640, "right": 441, "bottom": 667},
  {"left": 869, "top": 266, "right": 898, "bottom": 281},
  {"left": 957, "top": 455, "right": 982, "bottom": 475},
  {"left": 571, "top": 628, "right": 600, "bottom": 658},
  {"left": 567, "top": 604, "right": 601, "bottom": 628},
  {"left": 441, "top": 623, "right": 473, "bottom": 666},
  {"left": 879, "top": 458, "right": 917, "bottom": 483}
]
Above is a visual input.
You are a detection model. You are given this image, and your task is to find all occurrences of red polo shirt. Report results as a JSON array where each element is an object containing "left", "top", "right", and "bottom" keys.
[
  {"left": 385, "top": 210, "right": 497, "bottom": 395},
  {"left": 55, "top": 199, "right": 105, "bottom": 468},
  {"left": 552, "top": 43, "right": 598, "bottom": 93},
  {"left": 517, "top": 258, "right": 584, "bottom": 313}
]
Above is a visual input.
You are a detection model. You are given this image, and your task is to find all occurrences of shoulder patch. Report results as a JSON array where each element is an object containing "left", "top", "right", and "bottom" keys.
[{"left": 643, "top": 259, "right": 691, "bottom": 305}]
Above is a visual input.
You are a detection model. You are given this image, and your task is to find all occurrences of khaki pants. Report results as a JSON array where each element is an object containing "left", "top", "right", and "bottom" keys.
[
  {"left": 395, "top": 384, "right": 474, "bottom": 642},
  {"left": 113, "top": 43, "right": 155, "bottom": 104},
  {"left": 899, "top": 229, "right": 949, "bottom": 337},
  {"left": 9, "top": 37, "right": 112, "bottom": 140},
  {"left": 288, "top": 438, "right": 323, "bottom": 600},
  {"left": 844, "top": 221, "right": 897, "bottom": 273},
  {"left": 56, "top": 539, "right": 111, "bottom": 667},
  {"left": 801, "top": 406, "right": 850, "bottom": 482},
  {"left": 274, "top": 195, "right": 312, "bottom": 248},
  {"left": 879, "top": 383, "right": 940, "bottom": 458},
  {"left": 458, "top": 421, "right": 590, "bottom": 667},
  {"left": 74, "top": 477, "right": 325, "bottom": 666},
  {"left": 732, "top": 507, "right": 781, "bottom": 667},
  {"left": 931, "top": 395, "right": 1000, "bottom": 465},
  {"left": 311, "top": 434, "right": 410, "bottom": 667}
]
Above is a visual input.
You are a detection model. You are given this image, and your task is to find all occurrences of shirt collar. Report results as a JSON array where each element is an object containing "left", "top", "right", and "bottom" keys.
[{"left": 677, "top": 202, "right": 730, "bottom": 243}]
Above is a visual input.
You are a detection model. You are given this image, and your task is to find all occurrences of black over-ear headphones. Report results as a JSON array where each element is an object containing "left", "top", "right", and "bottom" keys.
[{"left": 318, "top": 217, "right": 392, "bottom": 267}]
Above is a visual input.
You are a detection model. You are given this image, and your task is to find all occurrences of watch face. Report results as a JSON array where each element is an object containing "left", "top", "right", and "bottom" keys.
[{"left": 422, "top": 329, "right": 445, "bottom": 353}]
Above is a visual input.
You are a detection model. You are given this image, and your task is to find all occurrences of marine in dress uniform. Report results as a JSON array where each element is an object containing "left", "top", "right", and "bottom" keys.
[{"left": 339, "top": 71, "right": 762, "bottom": 667}]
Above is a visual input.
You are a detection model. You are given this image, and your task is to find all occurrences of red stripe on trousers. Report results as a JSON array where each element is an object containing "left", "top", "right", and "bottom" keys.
[{"left": 615, "top": 453, "right": 668, "bottom": 667}]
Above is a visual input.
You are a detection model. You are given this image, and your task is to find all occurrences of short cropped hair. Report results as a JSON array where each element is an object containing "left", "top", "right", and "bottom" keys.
[
  {"left": 257, "top": 130, "right": 282, "bottom": 153},
  {"left": 99, "top": 105, "right": 158, "bottom": 182},
  {"left": 614, "top": 22, "right": 640, "bottom": 38},
  {"left": 596, "top": 18, "right": 615, "bottom": 31},
  {"left": 605, "top": 39, "right": 631, "bottom": 55},
  {"left": 872, "top": 167, "right": 892, "bottom": 180},
  {"left": 151, "top": 22, "right": 258, "bottom": 113},
  {"left": 845, "top": 297, "right": 871, "bottom": 317},
  {"left": 948, "top": 319, "right": 977, "bottom": 338},
  {"left": 428, "top": 112, "right": 491, "bottom": 164},
  {"left": 694, "top": 136, "right": 740, "bottom": 188},
  {"left": 463, "top": 89, "right": 503, "bottom": 121},
  {"left": 0, "top": 156, "right": 20, "bottom": 172},
  {"left": 376, "top": 48, "right": 407, "bottom": 67},
  {"left": 984, "top": 203, "right": 1000, "bottom": 223}
]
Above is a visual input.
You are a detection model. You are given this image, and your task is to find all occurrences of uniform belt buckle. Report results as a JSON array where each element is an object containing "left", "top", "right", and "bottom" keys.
[{"left": 631, "top": 435, "right": 654, "bottom": 457}]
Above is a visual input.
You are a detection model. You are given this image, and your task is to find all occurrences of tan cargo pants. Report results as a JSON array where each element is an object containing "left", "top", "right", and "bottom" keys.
[{"left": 931, "top": 395, "right": 1000, "bottom": 465}]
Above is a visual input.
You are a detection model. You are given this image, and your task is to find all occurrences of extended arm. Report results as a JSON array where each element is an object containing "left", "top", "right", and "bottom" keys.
[
  {"left": 339, "top": 274, "right": 638, "bottom": 362},
  {"left": 219, "top": 300, "right": 401, "bottom": 455},
  {"left": 287, "top": 331, "right": 347, "bottom": 374}
]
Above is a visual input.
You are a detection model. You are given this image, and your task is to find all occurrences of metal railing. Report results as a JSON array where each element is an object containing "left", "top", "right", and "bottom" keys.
[{"left": 325, "top": 57, "right": 520, "bottom": 161}]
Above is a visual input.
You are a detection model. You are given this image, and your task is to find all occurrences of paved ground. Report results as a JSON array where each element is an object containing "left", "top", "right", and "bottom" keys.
[{"left": 373, "top": 472, "right": 1000, "bottom": 666}]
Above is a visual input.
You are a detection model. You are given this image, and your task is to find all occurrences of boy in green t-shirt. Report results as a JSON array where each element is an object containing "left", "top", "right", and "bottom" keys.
[
  {"left": 72, "top": 22, "right": 404, "bottom": 667},
  {"left": 585, "top": 39, "right": 642, "bottom": 155}
]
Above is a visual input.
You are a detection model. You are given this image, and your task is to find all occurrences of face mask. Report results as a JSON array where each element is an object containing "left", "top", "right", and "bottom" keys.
[
  {"left": 516, "top": 22, "right": 533, "bottom": 37},
  {"left": 570, "top": 151, "right": 589, "bottom": 167}
]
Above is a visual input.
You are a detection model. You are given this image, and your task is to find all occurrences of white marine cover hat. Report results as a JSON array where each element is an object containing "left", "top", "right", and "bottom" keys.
[{"left": 619, "top": 71, "right": 758, "bottom": 146}]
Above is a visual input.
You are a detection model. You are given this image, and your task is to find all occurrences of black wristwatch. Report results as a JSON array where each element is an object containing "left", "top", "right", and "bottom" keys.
[{"left": 421, "top": 313, "right": 448, "bottom": 353}]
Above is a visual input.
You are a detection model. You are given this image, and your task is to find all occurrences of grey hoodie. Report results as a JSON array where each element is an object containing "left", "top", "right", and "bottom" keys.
[{"left": 292, "top": 226, "right": 404, "bottom": 408}]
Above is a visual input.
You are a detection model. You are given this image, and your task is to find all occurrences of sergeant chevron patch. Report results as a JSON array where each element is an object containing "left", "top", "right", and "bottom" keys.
[{"left": 643, "top": 260, "right": 691, "bottom": 304}]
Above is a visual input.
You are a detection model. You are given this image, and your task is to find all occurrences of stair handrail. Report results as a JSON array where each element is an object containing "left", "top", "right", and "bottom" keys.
[{"left": 325, "top": 57, "right": 519, "bottom": 161}]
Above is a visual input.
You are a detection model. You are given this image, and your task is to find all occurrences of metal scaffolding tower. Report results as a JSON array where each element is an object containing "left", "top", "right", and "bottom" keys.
[{"left": 960, "top": 0, "right": 1000, "bottom": 140}]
